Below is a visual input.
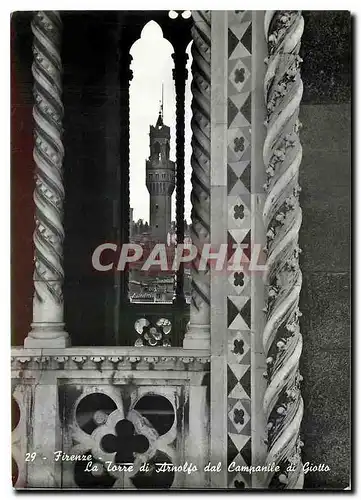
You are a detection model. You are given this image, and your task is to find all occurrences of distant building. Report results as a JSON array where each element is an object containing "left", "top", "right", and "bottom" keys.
[
  {"left": 129, "top": 103, "right": 191, "bottom": 304},
  {"left": 146, "top": 102, "right": 175, "bottom": 242}
]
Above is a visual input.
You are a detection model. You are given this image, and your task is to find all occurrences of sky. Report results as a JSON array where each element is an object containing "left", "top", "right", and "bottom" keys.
[{"left": 129, "top": 20, "right": 192, "bottom": 224}]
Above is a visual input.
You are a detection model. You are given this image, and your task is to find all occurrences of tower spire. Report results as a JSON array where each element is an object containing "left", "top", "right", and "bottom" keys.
[{"left": 161, "top": 82, "right": 164, "bottom": 118}]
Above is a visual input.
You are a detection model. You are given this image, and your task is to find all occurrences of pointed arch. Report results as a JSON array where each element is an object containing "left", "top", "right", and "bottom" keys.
[{"left": 129, "top": 19, "right": 176, "bottom": 225}]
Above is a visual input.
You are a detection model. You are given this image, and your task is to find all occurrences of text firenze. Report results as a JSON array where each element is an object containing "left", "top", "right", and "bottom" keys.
[
  {"left": 91, "top": 243, "right": 267, "bottom": 273},
  {"left": 52, "top": 453, "right": 330, "bottom": 476}
]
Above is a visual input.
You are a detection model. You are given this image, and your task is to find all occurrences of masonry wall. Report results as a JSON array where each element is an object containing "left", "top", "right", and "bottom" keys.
[{"left": 299, "top": 11, "right": 351, "bottom": 489}]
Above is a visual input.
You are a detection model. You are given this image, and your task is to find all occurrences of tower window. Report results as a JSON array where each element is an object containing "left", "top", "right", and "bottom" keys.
[
  {"left": 156, "top": 204, "right": 159, "bottom": 209},
  {"left": 153, "top": 141, "right": 161, "bottom": 161}
]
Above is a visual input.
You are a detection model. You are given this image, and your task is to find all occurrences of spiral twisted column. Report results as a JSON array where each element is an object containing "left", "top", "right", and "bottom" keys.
[
  {"left": 25, "top": 11, "right": 69, "bottom": 347},
  {"left": 183, "top": 11, "right": 211, "bottom": 350},
  {"left": 262, "top": 11, "right": 304, "bottom": 488},
  {"left": 172, "top": 49, "right": 188, "bottom": 306}
]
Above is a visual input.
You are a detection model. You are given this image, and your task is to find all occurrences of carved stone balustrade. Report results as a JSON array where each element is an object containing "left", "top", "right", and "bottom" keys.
[
  {"left": 11, "top": 346, "right": 209, "bottom": 489},
  {"left": 11, "top": 346, "right": 209, "bottom": 374}
]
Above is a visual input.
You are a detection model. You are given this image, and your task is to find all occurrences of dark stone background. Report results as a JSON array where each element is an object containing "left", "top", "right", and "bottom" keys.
[
  {"left": 299, "top": 11, "right": 351, "bottom": 489},
  {"left": 11, "top": 11, "right": 351, "bottom": 488}
]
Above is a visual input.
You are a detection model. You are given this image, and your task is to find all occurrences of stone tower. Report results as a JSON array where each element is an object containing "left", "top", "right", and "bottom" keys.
[{"left": 146, "top": 102, "right": 175, "bottom": 242}]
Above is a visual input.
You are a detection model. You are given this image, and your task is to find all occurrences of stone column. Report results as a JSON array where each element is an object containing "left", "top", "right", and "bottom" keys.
[
  {"left": 27, "top": 372, "right": 62, "bottom": 487},
  {"left": 262, "top": 11, "right": 304, "bottom": 489},
  {"left": 25, "top": 11, "right": 69, "bottom": 348},
  {"left": 183, "top": 11, "right": 211, "bottom": 350},
  {"left": 114, "top": 44, "right": 133, "bottom": 344},
  {"left": 209, "top": 10, "right": 228, "bottom": 487},
  {"left": 185, "top": 383, "right": 209, "bottom": 487},
  {"left": 172, "top": 48, "right": 188, "bottom": 306},
  {"left": 117, "top": 48, "right": 133, "bottom": 304},
  {"left": 251, "top": 10, "right": 268, "bottom": 488}
]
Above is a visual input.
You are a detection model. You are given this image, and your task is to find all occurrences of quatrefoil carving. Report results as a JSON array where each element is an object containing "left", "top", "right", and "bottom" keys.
[
  {"left": 101, "top": 420, "right": 149, "bottom": 464},
  {"left": 234, "top": 136, "right": 245, "bottom": 153},
  {"left": 233, "top": 408, "right": 245, "bottom": 425},
  {"left": 234, "top": 204, "right": 245, "bottom": 220},
  {"left": 232, "top": 339, "right": 245, "bottom": 356},
  {"left": 233, "top": 271, "right": 245, "bottom": 286},
  {"left": 234, "top": 68, "right": 246, "bottom": 84}
]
